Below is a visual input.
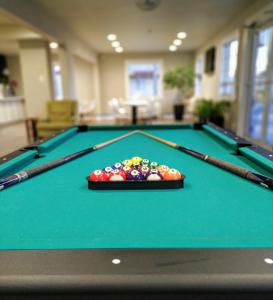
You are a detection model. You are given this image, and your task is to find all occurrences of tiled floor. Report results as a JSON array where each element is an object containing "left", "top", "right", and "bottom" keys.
[{"left": 0, "top": 122, "right": 28, "bottom": 157}]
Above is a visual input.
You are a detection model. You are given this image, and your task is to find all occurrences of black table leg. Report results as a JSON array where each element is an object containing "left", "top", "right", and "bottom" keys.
[{"left": 132, "top": 106, "right": 138, "bottom": 125}]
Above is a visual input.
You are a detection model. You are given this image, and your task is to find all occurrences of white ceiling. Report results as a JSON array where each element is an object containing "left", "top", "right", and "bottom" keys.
[
  {"left": 0, "top": 12, "right": 41, "bottom": 54},
  {"left": 36, "top": 0, "right": 256, "bottom": 53}
]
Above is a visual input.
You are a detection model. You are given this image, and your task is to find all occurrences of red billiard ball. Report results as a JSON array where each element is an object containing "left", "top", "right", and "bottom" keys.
[
  {"left": 109, "top": 169, "right": 126, "bottom": 181},
  {"left": 89, "top": 170, "right": 109, "bottom": 181},
  {"left": 163, "top": 168, "right": 182, "bottom": 180}
]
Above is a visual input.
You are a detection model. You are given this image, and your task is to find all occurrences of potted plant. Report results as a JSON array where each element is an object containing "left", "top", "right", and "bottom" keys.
[
  {"left": 195, "top": 99, "right": 231, "bottom": 127},
  {"left": 164, "top": 66, "right": 194, "bottom": 120}
]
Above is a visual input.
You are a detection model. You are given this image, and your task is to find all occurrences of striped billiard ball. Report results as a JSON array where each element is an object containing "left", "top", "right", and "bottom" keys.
[
  {"left": 109, "top": 169, "right": 126, "bottom": 181},
  {"left": 146, "top": 169, "right": 163, "bottom": 181},
  {"left": 139, "top": 166, "right": 150, "bottom": 178},
  {"left": 150, "top": 161, "right": 158, "bottom": 169}
]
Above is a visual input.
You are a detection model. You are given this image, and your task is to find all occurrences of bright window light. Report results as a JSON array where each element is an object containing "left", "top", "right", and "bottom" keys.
[
  {"left": 169, "top": 45, "right": 177, "bottom": 52},
  {"left": 177, "top": 32, "right": 187, "bottom": 39},
  {"left": 107, "top": 34, "right": 117, "bottom": 41},
  {"left": 112, "top": 41, "right": 120, "bottom": 48},
  {"left": 49, "top": 42, "right": 59, "bottom": 49}
]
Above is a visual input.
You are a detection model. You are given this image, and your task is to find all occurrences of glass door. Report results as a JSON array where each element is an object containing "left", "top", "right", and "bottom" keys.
[{"left": 247, "top": 26, "right": 273, "bottom": 146}]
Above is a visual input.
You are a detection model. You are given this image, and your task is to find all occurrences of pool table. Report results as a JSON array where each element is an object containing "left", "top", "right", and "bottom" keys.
[{"left": 1, "top": 123, "right": 273, "bottom": 299}]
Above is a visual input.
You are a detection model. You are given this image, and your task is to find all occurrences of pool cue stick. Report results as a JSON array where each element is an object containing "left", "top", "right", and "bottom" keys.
[
  {"left": 137, "top": 130, "right": 273, "bottom": 191},
  {"left": 0, "top": 130, "right": 138, "bottom": 191}
]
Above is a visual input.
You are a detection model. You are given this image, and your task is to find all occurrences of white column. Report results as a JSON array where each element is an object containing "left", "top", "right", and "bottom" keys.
[{"left": 19, "top": 39, "right": 53, "bottom": 118}]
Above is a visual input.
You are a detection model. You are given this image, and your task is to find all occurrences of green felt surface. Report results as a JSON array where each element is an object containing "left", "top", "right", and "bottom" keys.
[
  {"left": 203, "top": 124, "right": 238, "bottom": 149},
  {"left": 0, "top": 126, "right": 273, "bottom": 250},
  {"left": 240, "top": 147, "right": 273, "bottom": 174}
]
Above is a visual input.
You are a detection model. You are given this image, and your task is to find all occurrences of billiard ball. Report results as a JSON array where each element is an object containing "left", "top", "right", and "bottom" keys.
[
  {"left": 123, "top": 165, "right": 133, "bottom": 174},
  {"left": 89, "top": 170, "right": 109, "bottom": 181},
  {"left": 127, "top": 169, "right": 145, "bottom": 181},
  {"left": 113, "top": 162, "right": 123, "bottom": 170},
  {"left": 132, "top": 163, "right": 141, "bottom": 170},
  {"left": 150, "top": 161, "right": 158, "bottom": 169},
  {"left": 131, "top": 156, "right": 142, "bottom": 165},
  {"left": 146, "top": 169, "right": 163, "bottom": 181},
  {"left": 104, "top": 166, "right": 113, "bottom": 173},
  {"left": 139, "top": 166, "right": 150, "bottom": 178},
  {"left": 157, "top": 165, "right": 170, "bottom": 175},
  {"left": 109, "top": 169, "right": 126, "bottom": 181},
  {"left": 141, "top": 159, "right": 150, "bottom": 166},
  {"left": 163, "top": 168, "right": 182, "bottom": 180},
  {"left": 122, "top": 159, "right": 132, "bottom": 167}
]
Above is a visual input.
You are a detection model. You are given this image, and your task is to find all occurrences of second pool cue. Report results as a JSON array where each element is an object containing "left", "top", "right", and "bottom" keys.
[
  {"left": 138, "top": 130, "right": 273, "bottom": 191},
  {"left": 0, "top": 130, "right": 138, "bottom": 191}
]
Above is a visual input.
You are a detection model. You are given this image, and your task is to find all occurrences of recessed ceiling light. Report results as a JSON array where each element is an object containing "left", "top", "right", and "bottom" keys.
[
  {"left": 177, "top": 32, "right": 187, "bottom": 39},
  {"left": 169, "top": 45, "right": 177, "bottom": 52},
  {"left": 107, "top": 34, "right": 117, "bottom": 41},
  {"left": 115, "top": 46, "right": 124, "bottom": 53},
  {"left": 111, "top": 41, "right": 120, "bottom": 48},
  {"left": 173, "top": 39, "right": 182, "bottom": 46},
  {"left": 49, "top": 42, "right": 59, "bottom": 49}
]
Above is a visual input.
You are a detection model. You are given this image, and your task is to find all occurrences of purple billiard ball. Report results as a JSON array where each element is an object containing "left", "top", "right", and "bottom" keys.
[
  {"left": 139, "top": 166, "right": 150, "bottom": 178},
  {"left": 127, "top": 169, "right": 145, "bottom": 181}
]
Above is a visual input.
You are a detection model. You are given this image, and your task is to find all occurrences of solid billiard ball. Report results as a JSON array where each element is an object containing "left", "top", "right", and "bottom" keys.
[
  {"left": 131, "top": 156, "right": 142, "bottom": 165},
  {"left": 122, "top": 159, "right": 132, "bottom": 167},
  {"left": 150, "top": 161, "right": 158, "bottom": 169},
  {"left": 146, "top": 169, "right": 162, "bottom": 181},
  {"left": 113, "top": 162, "right": 123, "bottom": 170},
  {"left": 127, "top": 169, "right": 145, "bottom": 181},
  {"left": 89, "top": 170, "right": 109, "bottom": 181},
  {"left": 139, "top": 166, "right": 150, "bottom": 178},
  {"left": 109, "top": 169, "right": 126, "bottom": 181},
  {"left": 163, "top": 168, "right": 182, "bottom": 180},
  {"left": 157, "top": 165, "right": 170, "bottom": 175},
  {"left": 141, "top": 159, "right": 150, "bottom": 166}
]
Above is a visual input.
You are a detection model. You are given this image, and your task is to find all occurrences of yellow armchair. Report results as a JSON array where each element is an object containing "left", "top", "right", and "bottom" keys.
[{"left": 37, "top": 100, "right": 78, "bottom": 138}]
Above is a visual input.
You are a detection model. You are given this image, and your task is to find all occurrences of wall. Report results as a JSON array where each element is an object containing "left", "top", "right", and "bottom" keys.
[
  {"left": 19, "top": 40, "right": 53, "bottom": 118},
  {"left": 6, "top": 55, "right": 23, "bottom": 96},
  {"left": 194, "top": 0, "right": 273, "bottom": 132},
  {"left": 74, "top": 55, "right": 95, "bottom": 105},
  {"left": 99, "top": 52, "right": 194, "bottom": 113}
]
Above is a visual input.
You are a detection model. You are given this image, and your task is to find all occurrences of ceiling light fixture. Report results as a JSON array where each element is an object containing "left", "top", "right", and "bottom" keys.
[
  {"left": 177, "top": 32, "right": 187, "bottom": 39},
  {"left": 49, "top": 42, "right": 59, "bottom": 49},
  {"left": 173, "top": 39, "right": 182, "bottom": 46},
  {"left": 135, "top": 0, "right": 161, "bottom": 11},
  {"left": 169, "top": 45, "right": 177, "bottom": 52},
  {"left": 115, "top": 46, "right": 124, "bottom": 53},
  {"left": 107, "top": 34, "right": 117, "bottom": 41},
  {"left": 111, "top": 41, "right": 120, "bottom": 48}
]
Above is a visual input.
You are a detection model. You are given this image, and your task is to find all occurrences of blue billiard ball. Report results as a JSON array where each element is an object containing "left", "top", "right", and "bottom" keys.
[{"left": 113, "top": 162, "right": 124, "bottom": 170}]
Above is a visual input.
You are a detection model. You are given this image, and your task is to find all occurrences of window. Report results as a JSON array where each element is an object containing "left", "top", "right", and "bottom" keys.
[
  {"left": 219, "top": 39, "right": 238, "bottom": 97},
  {"left": 195, "top": 57, "right": 203, "bottom": 97},
  {"left": 52, "top": 64, "right": 63, "bottom": 100},
  {"left": 126, "top": 61, "right": 162, "bottom": 99},
  {"left": 247, "top": 27, "right": 273, "bottom": 143}
]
